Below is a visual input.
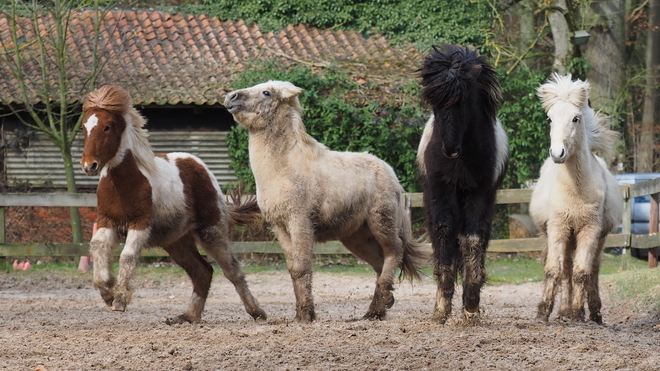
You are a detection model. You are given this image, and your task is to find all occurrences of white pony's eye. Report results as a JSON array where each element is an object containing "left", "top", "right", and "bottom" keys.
[
  {"left": 262, "top": 90, "right": 271, "bottom": 97},
  {"left": 572, "top": 115, "right": 579, "bottom": 123}
]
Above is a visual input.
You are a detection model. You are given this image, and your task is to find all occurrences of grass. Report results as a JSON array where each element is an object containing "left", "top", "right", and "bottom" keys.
[{"left": 2, "top": 250, "right": 652, "bottom": 286}]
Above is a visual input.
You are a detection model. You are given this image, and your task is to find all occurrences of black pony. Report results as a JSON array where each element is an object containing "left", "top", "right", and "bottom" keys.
[{"left": 417, "top": 44, "right": 509, "bottom": 323}]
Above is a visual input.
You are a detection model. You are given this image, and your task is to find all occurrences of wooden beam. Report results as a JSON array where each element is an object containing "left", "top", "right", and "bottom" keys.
[{"left": 0, "top": 193, "right": 97, "bottom": 207}]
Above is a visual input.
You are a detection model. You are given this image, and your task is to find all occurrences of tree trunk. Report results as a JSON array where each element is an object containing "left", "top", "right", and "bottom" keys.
[
  {"left": 584, "top": 0, "right": 626, "bottom": 115},
  {"left": 61, "top": 148, "right": 83, "bottom": 244},
  {"left": 548, "top": 0, "right": 572, "bottom": 74},
  {"left": 519, "top": 0, "right": 536, "bottom": 49},
  {"left": 639, "top": 0, "right": 660, "bottom": 173}
]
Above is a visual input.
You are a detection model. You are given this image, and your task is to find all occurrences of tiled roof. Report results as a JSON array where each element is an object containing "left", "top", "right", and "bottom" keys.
[{"left": 0, "top": 9, "right": 421, "bottom": 106}]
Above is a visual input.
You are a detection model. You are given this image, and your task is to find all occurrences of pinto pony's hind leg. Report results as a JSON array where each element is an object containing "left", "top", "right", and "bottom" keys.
[
  {"left": 90, "top": 227, "right": 118, "bottom": 306},
  {"left": 198, "top": 225, "right": 266, "bottom": 321},
  {"left": 112, "top": 228, "right": 150, "bottom": 312},
  {"left": 162, "top": 233, "right": 213, "bottom": 324}
]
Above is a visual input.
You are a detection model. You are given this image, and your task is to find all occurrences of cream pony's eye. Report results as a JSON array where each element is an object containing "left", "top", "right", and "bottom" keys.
[
  {"left": 572, "top": 115, "right": 579, "bottom": 123},
  {"left": 263, "top": 91, "right": 271, "bottom": 97}
]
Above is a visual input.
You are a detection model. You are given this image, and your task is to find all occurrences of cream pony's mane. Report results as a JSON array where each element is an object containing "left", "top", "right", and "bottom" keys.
[
  {"left": 84, "top": 85, "right": 158, "bottom": 174},
  {"left": 537, "top": 73, "right": 618, "bottom": 156},
  {"left": 287, "top": 95, "right": 328, "bottom": 157}
]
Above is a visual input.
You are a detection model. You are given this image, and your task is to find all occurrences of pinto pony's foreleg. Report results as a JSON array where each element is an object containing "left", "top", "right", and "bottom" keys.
[
  {"left": 277, "top": 222, "right": 316, "bottom": 323},
  {"left": 89, "top": 226, "right": 118, "bottom": 306},
  {"left": 112, "top": 228, "right": 150, "bottom": 312}
]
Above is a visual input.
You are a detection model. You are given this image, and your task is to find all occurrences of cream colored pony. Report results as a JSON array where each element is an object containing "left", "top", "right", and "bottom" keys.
[
  {"left": 530, "top": 74, "right": 623, "bottom": 324},
  {"left": 224, "top": 81, "right": 428, "bottom": 322}
]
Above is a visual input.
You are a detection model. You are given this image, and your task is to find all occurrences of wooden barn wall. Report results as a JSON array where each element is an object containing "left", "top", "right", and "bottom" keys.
[{"left": 3, "top": 130, "right": 237, "bottom": 188}]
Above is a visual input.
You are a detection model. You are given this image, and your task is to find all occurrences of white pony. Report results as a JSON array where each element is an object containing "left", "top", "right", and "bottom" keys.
[{"left": 530, "top": 74, "right": 623, "bottom": 324}]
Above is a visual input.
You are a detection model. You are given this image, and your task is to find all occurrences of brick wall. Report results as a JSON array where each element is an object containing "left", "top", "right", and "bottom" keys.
[{"left": 6, "top": 206, "right": 98, "bottom": 243}]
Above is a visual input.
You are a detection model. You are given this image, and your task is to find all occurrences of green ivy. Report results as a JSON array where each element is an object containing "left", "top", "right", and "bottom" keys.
[
  {"left": 498, "top": 67, "right": 549, "bottom": 188},
  {"left": 194, "top": 0, "right": 490, "bottom": 50}
]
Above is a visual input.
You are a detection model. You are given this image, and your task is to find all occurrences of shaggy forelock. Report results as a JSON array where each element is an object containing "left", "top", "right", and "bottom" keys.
[
  {"left": 83, "top": 85, "right": 132, "bottom": 115},
  {"left": 537, "top": 73, "right": 590, "bottom": 111}
]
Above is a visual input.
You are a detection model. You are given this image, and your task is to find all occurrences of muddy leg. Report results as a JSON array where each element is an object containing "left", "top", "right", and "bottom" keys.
[
  {"left": 199, "top": 226, "right": 266, "bottom": 321},
  {"left": 585, "top": 236, "right": 606, "bottom": 324},
  {"left": 340, "top": 228, "right": 395, "bottom": 311},
  {"left": 570, "top": 226, "right": 601, "bottom": 322},
  {"left": 557, "top": 243, "right": 574, "bottom": 319},
  {"left": 537, "top": 224, "right": 567, "bottom": 322},
  {"left": 112, "top": 228, "right": 149, "bottom": 312},
  {"left": 460, "top": 235, "right": 487, "bottom": 318},
  {"left": 362, "top": 206, "right": 403, "bottom": 320},
  {"left": 433, "top": 261, "right": 457, "bottom": 324},
  {"left": 276, "top": 222, "right": 315, "bottom": 323},
  {"left": 89, "top": 227, "right": 118, "bottom": 307},
  {"left": 161, "top": 234, "right": 213, "bottom": 324}
]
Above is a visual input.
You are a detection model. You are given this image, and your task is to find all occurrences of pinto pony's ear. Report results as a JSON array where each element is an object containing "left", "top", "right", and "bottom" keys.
[{"left": 465, "top": 64, "right": 483, "bottom": 82}]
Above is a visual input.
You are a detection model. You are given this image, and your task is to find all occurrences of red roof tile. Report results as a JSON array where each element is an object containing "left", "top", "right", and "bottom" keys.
[{"left": 0, "top": 9, "right": 421, "bottom": 106}]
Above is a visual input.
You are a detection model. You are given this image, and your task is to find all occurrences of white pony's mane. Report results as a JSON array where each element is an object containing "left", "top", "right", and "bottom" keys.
[
  {"left": 123, "top": 107, "right": 158, "bottom": 174},
  {"left": 538, "top": 73, "right": 618, "bottom": 156}
]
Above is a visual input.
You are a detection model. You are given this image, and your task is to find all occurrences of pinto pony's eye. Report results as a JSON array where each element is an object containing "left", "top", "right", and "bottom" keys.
[
  {"left": 262, "top": 90, "right": 271, "bottom": 97},
  {"left": 572, "top": 116, "right": 580, "bottom": 123},
  {"left": 104, "top": 125, "right": 111, "bottom": 132}
]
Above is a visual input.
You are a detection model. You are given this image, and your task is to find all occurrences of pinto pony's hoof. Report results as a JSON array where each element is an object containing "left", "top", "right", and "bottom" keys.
[{"left": 111, "top": 302, "right": 126, "bottom": 312}]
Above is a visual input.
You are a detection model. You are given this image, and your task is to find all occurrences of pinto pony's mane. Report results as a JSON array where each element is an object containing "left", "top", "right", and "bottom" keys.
[
  {"left": 418, "top": 44, "right": 501, "bottom": 120},
  {"left": 537, "top": 73, "right": 618, "bottom": 156},
  {"left": 84, "top": 85, "right": 158, "bottom": 174}
]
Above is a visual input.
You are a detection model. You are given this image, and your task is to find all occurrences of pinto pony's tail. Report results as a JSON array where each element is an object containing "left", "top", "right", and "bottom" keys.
[
  {"left": 397, "top": 198, "right": 431, "bottom": 282},
  {"left": 225, "top": 187, "right": 264, "bottom": 229},
  {"left": 418, "top": 44, "right": 501, "bottom": 117}
]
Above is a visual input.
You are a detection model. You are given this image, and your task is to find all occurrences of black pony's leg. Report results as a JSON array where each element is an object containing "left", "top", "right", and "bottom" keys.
[
  {"left": 426, "top": 181, "right": 459, "bottom": 324},
  {"left": 460, "top": 188, "right": 496, "bottom": 317}
]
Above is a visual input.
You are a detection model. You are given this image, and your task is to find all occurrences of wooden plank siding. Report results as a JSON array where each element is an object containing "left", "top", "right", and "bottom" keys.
[{"left": 4, "top": 131, "right": 237, "bottom": 188}]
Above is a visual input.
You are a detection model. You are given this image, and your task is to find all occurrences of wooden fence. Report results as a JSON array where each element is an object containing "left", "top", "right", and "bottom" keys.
[{"left": 1, "top": 178, "right": 659, "bottom": 268}]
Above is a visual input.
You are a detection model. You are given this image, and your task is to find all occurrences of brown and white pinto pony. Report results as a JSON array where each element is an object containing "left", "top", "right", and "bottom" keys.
[
  {"left": 530, "top": 74, "right": 623, "bottom": 324},
  {"left": 80, "top": 85, "right": 266, "bottom": 324},
  {"left": 224, "top": 81, "right": 428, "bottom": 323}
]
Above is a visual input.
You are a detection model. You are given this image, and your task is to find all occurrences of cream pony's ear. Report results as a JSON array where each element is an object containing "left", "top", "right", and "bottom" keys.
[{"left": 269, "top": 80, "right": 303, "bottom": 99}]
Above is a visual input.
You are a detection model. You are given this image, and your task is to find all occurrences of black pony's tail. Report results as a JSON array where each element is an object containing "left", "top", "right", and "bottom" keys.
[{"left": 418, "top": 44, "right": 501, "bottom": 114}]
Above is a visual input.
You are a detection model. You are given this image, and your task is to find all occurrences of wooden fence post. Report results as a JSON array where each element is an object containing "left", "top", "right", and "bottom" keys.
[{"left": 649, "top": 193, "right": 659, "bottom": 268}]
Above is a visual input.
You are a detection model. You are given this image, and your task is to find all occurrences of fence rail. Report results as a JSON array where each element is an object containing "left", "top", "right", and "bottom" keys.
[{"left": 1, "top": 178, "right": 659, "bottom": 268}]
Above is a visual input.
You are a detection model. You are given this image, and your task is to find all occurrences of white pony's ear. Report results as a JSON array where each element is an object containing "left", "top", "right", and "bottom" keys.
[{"left": 271, "top": 81, "right": 303, "bottom": 100}]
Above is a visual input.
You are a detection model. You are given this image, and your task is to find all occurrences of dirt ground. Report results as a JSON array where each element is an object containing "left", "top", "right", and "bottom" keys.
[{"left": 1, "top": 267, "right": 659, "bottom": 371}]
